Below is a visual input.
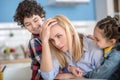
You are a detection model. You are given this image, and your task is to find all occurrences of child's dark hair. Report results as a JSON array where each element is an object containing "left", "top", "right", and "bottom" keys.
[
  {"left": 96, "top": 16, "right": 120, "bottom": 50},
  {"left": 14, "top": 0, "right": 45, "bottom": 27}
]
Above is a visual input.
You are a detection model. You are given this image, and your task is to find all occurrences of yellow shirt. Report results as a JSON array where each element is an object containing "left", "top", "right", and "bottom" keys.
[{"left": 104, "top": 45, "right": 114, "bottom": 58}]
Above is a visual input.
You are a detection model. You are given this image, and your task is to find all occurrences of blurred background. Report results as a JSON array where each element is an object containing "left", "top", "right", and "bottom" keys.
[{"left": 0, "top": 0, "right": 119, "bottom": 80}]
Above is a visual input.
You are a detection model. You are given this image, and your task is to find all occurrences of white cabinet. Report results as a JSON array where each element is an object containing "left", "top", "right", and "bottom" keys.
[{"left": 48, "top": 0, "right": 90, "bottom": 5}]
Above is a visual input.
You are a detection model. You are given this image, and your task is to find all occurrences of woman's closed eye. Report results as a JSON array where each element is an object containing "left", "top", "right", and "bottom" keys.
[
  {"left": 57, "top": 34, "right": 62, "bottom": 38},
  {"left": 49, "top": 35, "right": 62, "bottom": 43}
]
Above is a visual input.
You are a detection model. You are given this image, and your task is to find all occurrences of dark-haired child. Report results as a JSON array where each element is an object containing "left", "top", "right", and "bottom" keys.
[
  {"left": 14, "top": 0, "right": 45, "bottom": 80},
  {"left": 86, "top": 16, "right": 120, "bottom": 79}
]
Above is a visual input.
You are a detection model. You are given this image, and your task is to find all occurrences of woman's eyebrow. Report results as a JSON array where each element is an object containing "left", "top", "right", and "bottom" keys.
[
  {"left": 55, "top": 33, "right": 60, "bottom": 37},
  {"left": 50, "top": 33, "right": 60, "bottom": 40}
]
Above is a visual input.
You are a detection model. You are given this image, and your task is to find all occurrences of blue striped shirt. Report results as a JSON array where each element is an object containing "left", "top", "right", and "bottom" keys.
[{"left": 39, "top": 35, "right": 103, "bottom": 79}]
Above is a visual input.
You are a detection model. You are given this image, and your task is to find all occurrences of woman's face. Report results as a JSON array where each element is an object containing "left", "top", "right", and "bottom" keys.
[
  {"left": 49, "top": 24, "right": 68, "bottom": 52},
  {"left": 24, "top": 15, "right": 43, "bottom": 34}
]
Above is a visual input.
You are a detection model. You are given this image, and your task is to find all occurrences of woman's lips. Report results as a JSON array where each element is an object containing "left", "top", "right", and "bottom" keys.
[{"left": 60, "top": 46, "right": 64, "bottom": 50}]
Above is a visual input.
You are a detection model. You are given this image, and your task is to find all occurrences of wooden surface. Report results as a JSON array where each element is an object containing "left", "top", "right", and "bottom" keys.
[{"left": 0, "top": 58, "right": 31, "bottom": 64}]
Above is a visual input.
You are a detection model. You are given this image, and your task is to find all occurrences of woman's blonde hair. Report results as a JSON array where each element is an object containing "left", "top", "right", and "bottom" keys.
[{"left": 49, "top": 14, "right": 83, "bottom": 68}]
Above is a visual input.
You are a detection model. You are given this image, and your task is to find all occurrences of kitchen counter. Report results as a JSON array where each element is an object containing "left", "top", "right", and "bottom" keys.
[
  {"left": 0, "top": 58, "right": 31, "bottom": 64},
  {"left": 1, "top": 59, "right": 32, "bottom": 80}
]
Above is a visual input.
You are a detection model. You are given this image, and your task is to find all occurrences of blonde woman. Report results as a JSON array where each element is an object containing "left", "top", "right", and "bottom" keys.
[{"left": 39, "top": 14, "right": 103, "bottom": 79}]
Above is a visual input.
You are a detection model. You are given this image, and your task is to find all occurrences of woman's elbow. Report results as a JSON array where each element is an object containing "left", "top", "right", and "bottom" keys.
[{"left": 40, "top": 71, "right": 57, "bottom": 80}]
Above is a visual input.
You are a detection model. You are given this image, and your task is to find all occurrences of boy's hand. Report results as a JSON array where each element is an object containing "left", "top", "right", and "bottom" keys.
[{"left": 68, "top": 66, "right": 83, "bottom": 77}]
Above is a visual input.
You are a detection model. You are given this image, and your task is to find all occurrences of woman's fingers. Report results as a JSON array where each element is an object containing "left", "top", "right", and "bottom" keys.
[
  {"left": 76, "top": 68, "right": 83, "bottom": 77},
  {"left": 42, "top": 18, "right": 57, "bottom": 29},
  {"left": 40, "top": 18, "right": 57, "bottom": 42},
  {"left": 73, "top": 68, "right": 82, "bottom": 77},
  {"left": 41, "top": 18, "right": 57, "bottom": 35}
]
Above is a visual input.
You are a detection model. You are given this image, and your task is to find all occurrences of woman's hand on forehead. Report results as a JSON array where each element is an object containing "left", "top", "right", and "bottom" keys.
[
  {"left": 44, "top": 18, "right": 57, "bottom": 27},
  {"left": 39, "top": 18, "right": 57, "bottom": 42}
]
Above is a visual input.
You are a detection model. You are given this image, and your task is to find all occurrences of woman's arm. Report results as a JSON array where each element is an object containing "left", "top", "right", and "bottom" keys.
[
  {"left": 55, "top": 73, "right": 79, "bottom": 79},
  {"left": 40, "top": 18, "right": 57, "bottom": 72},
  {"left": 40, "top": 41, "right": 53, "bottom": 72},
  {"left": 55, "top": 73, "right": 85, "bottom": 79},
  {"left": 39, "top": 18, "right": 59, "bottom": 79},
  {"left": 40, "top": 39, "right": 59, "bottom": 80},
  {"left": 55, "top": 66, "right": 83, "bottom": 79}
]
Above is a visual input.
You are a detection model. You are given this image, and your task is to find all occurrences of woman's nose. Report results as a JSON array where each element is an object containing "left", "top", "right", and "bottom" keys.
[{"left": 55, "top": 40, "right": 60, "bottom": 46}]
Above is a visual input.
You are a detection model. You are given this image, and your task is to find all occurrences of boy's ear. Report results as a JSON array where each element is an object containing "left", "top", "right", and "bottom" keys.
[{"left": 110, "top": 39, "right": 116, "bottom": 44}]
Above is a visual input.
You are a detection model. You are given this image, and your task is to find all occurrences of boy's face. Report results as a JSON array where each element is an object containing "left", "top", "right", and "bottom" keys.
[
  {"left": 23, "top": 15, "right": 44, "bottom": 34},
  {"left": 94, "top": 27, "right": 113, "bottom": 49}
]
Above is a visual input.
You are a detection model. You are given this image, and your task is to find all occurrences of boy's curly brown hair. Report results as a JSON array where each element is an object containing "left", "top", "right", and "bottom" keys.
[{"left": 14, "top": 0, "right": 45, "bottom": 27}]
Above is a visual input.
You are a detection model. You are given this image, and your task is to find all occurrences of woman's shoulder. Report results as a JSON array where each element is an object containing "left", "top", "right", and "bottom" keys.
[
  {"left": 79, "top": 34, "right": 96, "bottom": 48},
  {"left": 78, "top": 33, "right": 93, "bottom": 42},
  {"left": 79, "top": 34, "right": 102, "bottom": 54},
  {"left": 79, "top": 34, "right": 103, "bottom": 63}
]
